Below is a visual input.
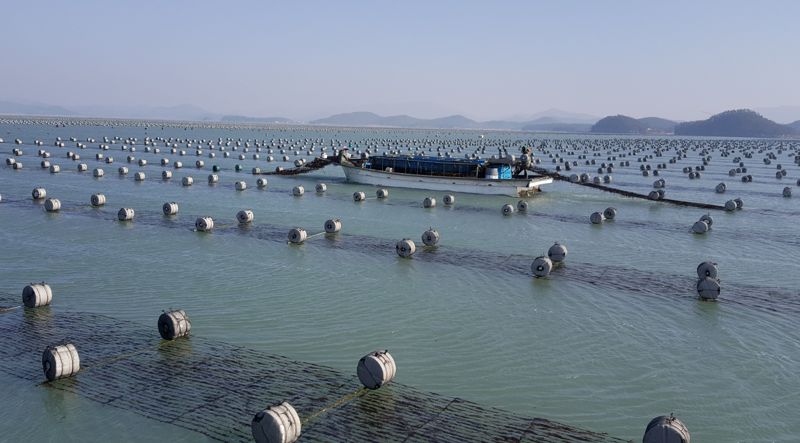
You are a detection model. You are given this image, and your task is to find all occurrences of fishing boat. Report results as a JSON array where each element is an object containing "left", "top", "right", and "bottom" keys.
[{"left": 336, "top": 150, "right": 552, "bottom": 197}]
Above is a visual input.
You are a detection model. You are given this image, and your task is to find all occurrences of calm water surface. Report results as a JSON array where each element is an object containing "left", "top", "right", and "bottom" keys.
[{"left": 1, "top": 122, "right": 798, "bottom": 441}]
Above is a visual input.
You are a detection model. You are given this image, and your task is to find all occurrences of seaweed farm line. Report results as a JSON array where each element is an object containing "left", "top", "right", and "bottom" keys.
[{"left": 1, "top": 118, "right": 800, "bottom": 442}]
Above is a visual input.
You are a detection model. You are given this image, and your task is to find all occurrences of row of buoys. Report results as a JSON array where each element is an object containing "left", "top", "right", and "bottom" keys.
[
  {"left": 287, "top": 218, "right": 343, "bottom": 244},
  {"left": 395, "top": 228, "right": 441, "bottom": 258},
  {"left": 696, "top": 261, "right": 720, "bottom": 300}
]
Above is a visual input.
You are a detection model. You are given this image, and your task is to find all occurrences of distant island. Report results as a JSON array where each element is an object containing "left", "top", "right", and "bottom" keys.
[
  {"left": 590, "top": 115, "right": 676, "bottom": 134},
  {"left": 674, "top": 109, "right": 796, "bottom": 137}
]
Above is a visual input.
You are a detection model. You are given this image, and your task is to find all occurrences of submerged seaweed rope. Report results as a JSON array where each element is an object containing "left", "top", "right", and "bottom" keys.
[{"left": 0, "top": 309, "right": 625, "bottom": 442}]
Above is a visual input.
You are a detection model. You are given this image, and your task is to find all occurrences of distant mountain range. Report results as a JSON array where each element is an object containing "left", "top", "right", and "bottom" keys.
[
  {"left": 310, "top": 111, "right": 592, "bottom": 132},
  {"left": 1, "top": 99, "right": 799, "bottom": 137},
  {"left": 591, "top": 115, "right": 677, "bottom": 134},
  {"left": 674, "top": 109, "right": 796, "bottom": 137}
]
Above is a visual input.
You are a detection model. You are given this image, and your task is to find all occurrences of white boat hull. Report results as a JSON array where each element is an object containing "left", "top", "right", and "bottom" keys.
[{"left": 340, "top": 164, "right": 552, "bottom": 196}]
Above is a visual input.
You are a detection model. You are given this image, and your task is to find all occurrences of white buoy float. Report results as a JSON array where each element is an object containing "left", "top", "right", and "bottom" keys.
[
  {"left": 376, "top": 188, "right": 389, "bottom": 199},
  {"left": 603, "top": 207, "right": 617, "bottom": 220},
  {"left": 44, "top": 198, "right": 61, "bottom": 212},
  {"left": 516, "top": 200, "right": 528, "bottom": 212},
  {"left": 357, "top": 350, "right": 397, "bottom": 389},
  {"left": 697, "top": 261, "right": 718, "bottom": 279},
  {"left": 134, "top": 172, "right": 145, "bottom": 181},
  {"left": 256, "top": 178, "right": 268, "bottom": 188},
  {"left": 163, "top": 202, "right": 179, "bottom": 216},
  {"left": 195, "top": 217, "right": 214, "bottom": 232},
  {"left": 643, "top": 415, "right": 690, "bottom": 443},
  {"left": 91, "top": 193, "right": 106, "bottom": 207},
  {"left": 23, "top": 283, "right": 53, "bottom": 308},
  {"left": 162, "top": 170, "right": 173, "bottom": 180},
  {"left": 42, "top": 344, "right": 80, "bottom": 381},
  {"left": 531, "top": 256, "right": 553, "bottom": 278},
  {"left": 548, "top": 242, "right": 567, "bottom": 262},
  {"left": 118, "top": 207, "right": 135, "bottom": 221},
  {"left": 251, "top": 402, "right": 302, "bottom": 443},
  {"left": 421, "top": 229, "right": 440, "bottom": 246},
  {"left": 315, "top": 183, "right": 327, "bottom": 193},
  {"left": 158, "top": 309, "right": 191, "bottom": 340},
  {"left": 324, "top": 218, "right": 342, "bottom": 233},
  {"left": 783, "top": 187, "right": 792, "bottom": 197},
  {"left": 235, "top": 181, "right": 247, "bottom": 191},
  {"left": 590, "top": 212, "right": 605, "bottom": 224},
  {"left": 697, "top": 277, "right": 721, "bottom": 300},
  {"left": 77, "top": 163, "right": 87, "bottom": 172},
  {"left": 49, "top": 164, "right": 61, "bottom": 174},
  {"left": 288, "top": 227, "right": 307, "bottom": 244},
  {"left": 691, "top": 220, "right": 709, "bottom": 234},
  {"left": 423, "top": 197, "right": 436, "bottom": 208},
  {"left": 292, "top": 185, "right": 304, "bottom": 196},
  {"left": 396, "top": 239, "right": 416, "bottom": 258},
  {"left": 715, "top": 182, "right": 726, "bottom": 193},
  {"left": 237, "top": 209, "right": 254, "bottom": 224},
  {"left": 32, "top": 187, "right": 47, "bottom": 200},
  {"left": 93, "top": 168, "right": 104, "bottom": 177},
  {"left": 443, "top": 194, "right": 455, "bottom": 205},
  {"left": 182, "top": 176, "right": 194, "bottom": 186}
]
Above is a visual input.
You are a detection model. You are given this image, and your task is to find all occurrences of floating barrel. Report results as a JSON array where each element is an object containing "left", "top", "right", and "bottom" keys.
[
  {"left": 443, "top": 194, "right": 455, "bottom": 205},
  {"left": 49, "top": 164, "right": 60, "bottom": 173},
  {"left": 376, "top": 188, "right": 389, "bottom": 199},
  {"left": 235, "top": 181, "right": 247, "bottom": 191},
  {"left": 734, "top": 198, "right": 743, "bottom": 209},
  {"left": 93, "top": 168, "right": 104, "bottom": 177},
  {"left": 353, "top": 191, "right": 366, "bottom": 202},
  {"left": 724, "top": 200, "right": 736, "bottom": 211},
  {"left": 643, "top": 415, "right": 689, "bottom": 441},
  {"left": 118, "top": 207, "right": 135, "bottom": 221},
  {"left": 182, "top": 176, "right": 194, "bottom": 186},
  {"left": 251, "top": 402, "right": 302, "bottom": 443},
  {"left": 158, "top": 309, "right": 191, "bottom": 340},
  {"left": 357, "top": 350, "right": 397, "bottom": 389},
  {"left": 105, "top": 157, "right": 114, "bottom": 164},
  {"left": 138, "top": 159, "right": 147, "bottom": 166},
  {"left": 118, "top": 166, "right": 129, "bottom": 175},
  {"left": 161, "top": 158, "right": 170, "bottom": 166},
  {"left": 32, "top": 187, "right": 47, "bottom": 200},
  {"left": 697, "top": 261, "right": 718, "bottom": 279},
  {"left": 23, "top": 283, "right": 52, "bottom": 308},
  {"left": 208, "top": 174, "right": 219, "bottom": 184},
  {"left": 77, "top": 163, "right": 87, "bottom": 172},
  {"left": 699, "top": 214, "right": 713, "bottom": 227},
  {"left": 715, "top": 182, "right": 726, "bottom": 193},
  {"left": 531, "top": 256, "right": 553, "bottom": 278},
  {"left": 212, "top": 165, "right": 220, "bottom": 172},
  {"left": 44, "top": 198, "right": 61, "bottom": 212},
  {"left": 195, "top": 160, "right": 204, "bottom": 168},
  {"left": 42, "top": 344, "right": 80, "bottom": 381},
  {"left": 691, "top": 220, "right": 709, "bottom": 234},
  {"left": 288, "top": 227, "right": 307, "bottom": 244},
  {"left": 237, "top": 209, "right": 255, "bottom": 224},
  {"left": 783, "top": 187, "right": 791, "bottom": 197},
  {"left": 134, "top": 172, "right": 145, "bottom": 181},
  {"left": 174, "top": 161, "right": 183, "bottom": 169},
  {"left": 648, "top": 190, "right": 661, "bottom": 200},
  {"left": 163, "top": 202, "right": 179, "bottom": 215},
  {"left": 697, "top": 277, "right": 721, "bottom": 300},
  {"left": 603, "top": 175, "right": 612, "bottom": 184},
  {"left": 251, "top": 167, "right": 261, "bottom": 174},
  {"left": 590, "top": 212, "right": 604, "bottom": 224},
  {"left": 548, "top": 242, "right": 567, "bottom": 262},
  {"left": 12, "top": 161, "right": 23, "bottom": 169},
  {"left": 422, "top": 229, "right": 440, "bottom": 246},
  {"left": 324, "top": 218, "right": 341, "bottom": 233},
  {"left": 195, "top": 217, "right": 214, "bottom": 232},
  {"left": 517, "top": 200, "right": 528, "bottom": 212},
  {"left": 569, "top": 174, "right": 579, "bottom": 183},
  {"left": 315, "top": 183, "right": 327, "bottom": 193},
  {"left": 257, "top": 178, "right": 268, "bottom": 188},
  {"left": 502, "top": 203, "right": 514, "bottom": 216},
  {"left": 292, "top": 185, "right": 304, "bottom": 196},
  {"left": 5, "top": 157, "right": 15, "bottom": 165},
  {"left": 396, "top": 239, "right": 416, "bottom": 258},
  {"left": 162, "top": 170, "right": 173, "bottom": 180},
  {"left": 603, "top": 207, "right": 617, "bottom": 220},
  {"left": 423, "top": 197, "right": 436, "bottom": 208}
]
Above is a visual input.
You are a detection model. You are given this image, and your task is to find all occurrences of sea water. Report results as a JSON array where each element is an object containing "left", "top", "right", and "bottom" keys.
[{"left": 1, "top": 121, "right": 798, "bottom": 441}]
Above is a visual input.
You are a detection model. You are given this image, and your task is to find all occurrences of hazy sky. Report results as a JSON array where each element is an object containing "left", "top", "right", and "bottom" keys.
[{"left": 3, "top": 1, "right": 799, "bottom": 121}]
